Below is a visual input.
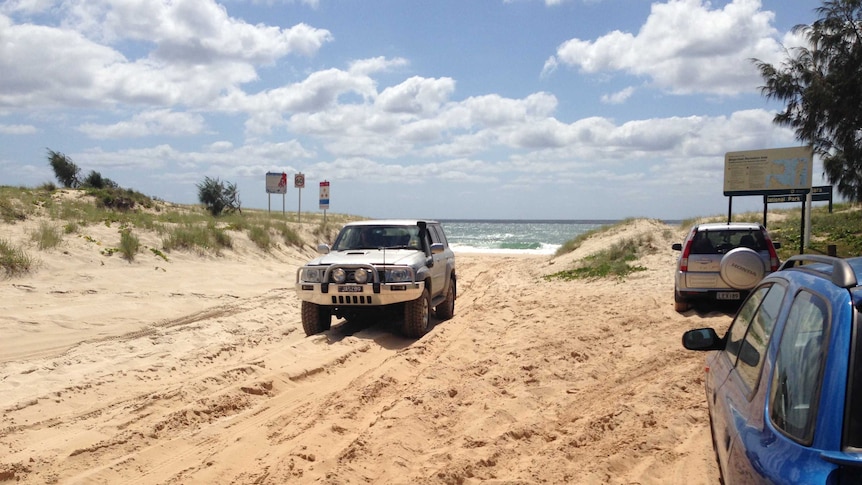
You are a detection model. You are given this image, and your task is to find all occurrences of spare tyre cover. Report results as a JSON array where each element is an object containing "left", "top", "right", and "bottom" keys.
[{"left": 719, "top": 247, "right": 765, "bottom": 290}]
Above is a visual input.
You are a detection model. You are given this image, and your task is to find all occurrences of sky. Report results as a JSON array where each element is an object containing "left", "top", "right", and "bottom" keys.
[{"left": 0, "top": 0, "right": 831, "bottom": 220}]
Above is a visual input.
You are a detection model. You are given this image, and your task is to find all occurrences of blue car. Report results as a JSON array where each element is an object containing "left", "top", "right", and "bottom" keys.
[{"left": 682, "top": 254, "right": 862, "bottom": 484}]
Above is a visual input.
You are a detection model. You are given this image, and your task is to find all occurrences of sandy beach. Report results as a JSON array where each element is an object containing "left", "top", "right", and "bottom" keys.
[{"left": 0, "top": 212, "right": 732, "bottom": 484}]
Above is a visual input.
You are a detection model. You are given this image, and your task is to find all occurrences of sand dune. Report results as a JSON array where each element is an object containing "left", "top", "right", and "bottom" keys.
[{"left": 0, "top": 214, "right": 730, "bottom": 484}]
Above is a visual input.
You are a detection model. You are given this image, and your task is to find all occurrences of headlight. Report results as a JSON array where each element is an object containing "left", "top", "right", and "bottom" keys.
[
  {"left": 354, "top": 268, "right": 369, "bottom": 284},
  {"left": 331, "top": 268, "right": 346, "bottom": 284},
  {"left": 302, "top": 267, "right": 323, "bottom": 283},
  {"left": 386, "top": 268, "right": 412, "bottom": 282}
]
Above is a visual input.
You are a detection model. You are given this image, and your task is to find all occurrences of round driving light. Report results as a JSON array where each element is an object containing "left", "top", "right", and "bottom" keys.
[
  {"left": 331, "top": 268, "right": 346, "bottom": 283},
  {"left": 354, "top": 268, "right": 368, "bottom": 284}
]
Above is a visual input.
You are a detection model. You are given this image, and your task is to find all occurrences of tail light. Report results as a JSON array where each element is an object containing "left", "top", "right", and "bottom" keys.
[
  {"left": 764, "top": 234, "right": 779, "bottom": 271},
  {"left": 679, "top": 239, "right": 693, "bottom": 272}
]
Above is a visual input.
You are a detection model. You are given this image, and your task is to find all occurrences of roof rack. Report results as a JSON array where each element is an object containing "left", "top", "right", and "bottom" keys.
[{"left": 779, "top": 254, "right": 858, "bottom": 289}]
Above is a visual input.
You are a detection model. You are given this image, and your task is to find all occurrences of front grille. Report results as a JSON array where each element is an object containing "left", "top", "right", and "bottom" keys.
[{"left": 331, "top": 295, "right": 374, "bottom": 305}]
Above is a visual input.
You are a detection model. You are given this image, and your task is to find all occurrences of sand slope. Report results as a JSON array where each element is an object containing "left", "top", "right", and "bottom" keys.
[{"left": 0, "top": 215, "right": 732, "bottom": 484}]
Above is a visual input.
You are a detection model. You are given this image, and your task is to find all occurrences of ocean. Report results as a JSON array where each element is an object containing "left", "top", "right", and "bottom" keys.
[{"left": 440, "top": 219, "right": 620, "bottom": 255}]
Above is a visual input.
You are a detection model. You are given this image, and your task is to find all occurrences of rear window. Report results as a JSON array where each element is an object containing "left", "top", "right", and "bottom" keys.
[{"left": 690, "top": 229, "right": 768, "bottom": 254}]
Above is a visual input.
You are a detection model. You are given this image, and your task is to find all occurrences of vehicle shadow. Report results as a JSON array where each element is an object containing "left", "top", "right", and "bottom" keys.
[
  {"left": 687, "top": 300, "right": 741, "bottom": 318},
  {"left": 322, "top": 316, "right": 444, "bottom": 350}
]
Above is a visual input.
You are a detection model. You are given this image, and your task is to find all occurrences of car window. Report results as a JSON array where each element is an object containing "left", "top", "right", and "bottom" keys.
[
  {"left": 431, "top": 224, "right": 449, "bottom": 246},
  {"left": 694, "top": 229, "right": 768, "bottom": 254},
  {"left": 769, "top": 290, "right": 829, "bottom": 444},
  {"left": 726, "top": 285, "right": 770, "bottom": 365},
  {"left": 736, "top": 283, "right": 786, "bottom": 394},
  {"left": 334, "top": 226, "right": 419, "bottom": 250}
]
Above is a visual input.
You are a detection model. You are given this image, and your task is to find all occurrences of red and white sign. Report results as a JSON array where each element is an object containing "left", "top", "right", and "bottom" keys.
[
  {"left": 294, "top": 173, "right": 305, "bottom": 189},
  {"left": 320, "top": 181, "right": 330, "bottom": 210}
]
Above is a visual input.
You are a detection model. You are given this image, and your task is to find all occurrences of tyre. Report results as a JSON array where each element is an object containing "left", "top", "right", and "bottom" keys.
[
  {"left": 674, "top": 288, "right": 690, "bottom": 312},
  {"left": 301, "top": 301, "right": 331, "bottom": 336},
  {"left": 435, "top": 278, "right": 456, "bottom": 320},
  {"left": 403, "top": 288, "right": 431, "bottom": 338},
  {"left": 719, "top": 247, "right": 765, "bottom": 290}
]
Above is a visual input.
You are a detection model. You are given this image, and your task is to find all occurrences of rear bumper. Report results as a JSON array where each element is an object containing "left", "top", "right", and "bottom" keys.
[
  {"left": 675, "top": 271, "right": 749, "bottom": 301},
  {"left": 295, "top": 281, "right": 424, "bottom": 306}
]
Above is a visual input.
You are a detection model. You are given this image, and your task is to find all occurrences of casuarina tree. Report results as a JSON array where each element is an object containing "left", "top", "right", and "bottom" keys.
[
  {"left": 753, "top": 0, "right": 862, "bottom": 202},
  {"left": 47, "top": 149, "right": 81, "bottom": 188},
  {"left": 197, "top": 176, "right": 242, "bottom": 216}
]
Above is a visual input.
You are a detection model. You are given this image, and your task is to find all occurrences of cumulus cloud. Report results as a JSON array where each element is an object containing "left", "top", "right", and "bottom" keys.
[
  {"left": 550, "top": 0, "right": 783, "bottom": 95},
  {"left": 0, "top": 124, "right": 37, "bottom": 135},
  {"left": 0, "top": 1, "right": 332, "bottom": 109},
  {"left": 601, "top": 87, "right": 635, "bottom": 105},
  {"left": 77, "top": 109, "right": 207, "bottom": 139}
]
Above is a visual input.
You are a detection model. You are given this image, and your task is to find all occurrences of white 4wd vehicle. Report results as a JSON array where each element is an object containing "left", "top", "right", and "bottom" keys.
[
  {"left": 672, "top": 222, "right": 781, "bottom": 312},
  {"left": 295, "top": 220, "right": 456, "bottom": 338}
]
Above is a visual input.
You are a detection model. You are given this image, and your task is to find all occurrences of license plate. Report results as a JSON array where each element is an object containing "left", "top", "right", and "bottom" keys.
[
  {"left": 716, "top": 292, "right": 740, "bottom": 300},
  {"left": 339, "top": 285, "right": 363, "bottom": 293}
]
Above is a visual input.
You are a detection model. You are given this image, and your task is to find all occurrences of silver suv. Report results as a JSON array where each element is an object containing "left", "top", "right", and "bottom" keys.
[
  {"left": 672, "top": 222, "right": 781, "bottom": 312},
  {"left": 295, "top": 220, "right": 456, "bottom": 338}
]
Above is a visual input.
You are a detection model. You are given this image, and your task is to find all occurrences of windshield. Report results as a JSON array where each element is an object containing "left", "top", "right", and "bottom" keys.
[{"left": 333, "top": 225, "right": 422, "bottom": 251}]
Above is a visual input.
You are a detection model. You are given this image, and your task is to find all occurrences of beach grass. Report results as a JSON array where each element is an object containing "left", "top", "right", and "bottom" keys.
[
  {"left": 119, "top": 228, "right": 140, "bottom": 262},
  {"left": 31, "top": 221, "right": 63, "bottom": 250},
  {"left": 0, "top": 238, "right": 36, "bottom": 276},
  {"left": 553, "top": 218, "right": 640, "bottom": 258}
]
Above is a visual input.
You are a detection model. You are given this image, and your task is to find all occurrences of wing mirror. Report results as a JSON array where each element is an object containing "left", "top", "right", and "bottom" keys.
[{"left": 682, "top": 328, "right": 724, "bottom": 351}]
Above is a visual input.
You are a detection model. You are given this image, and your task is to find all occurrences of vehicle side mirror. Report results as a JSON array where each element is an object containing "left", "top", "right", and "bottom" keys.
[
  {"left": 317, "top": 243, "right": 331, "bottom": 254},
  {"left": 672, "top": 243, "right": 682, "bottom": 251},
  {"left": 430, "top": 242, "right": 445, "bottom": 255},
  {"left": 682, "top": 328, "right": 724, "bottom": 351}
]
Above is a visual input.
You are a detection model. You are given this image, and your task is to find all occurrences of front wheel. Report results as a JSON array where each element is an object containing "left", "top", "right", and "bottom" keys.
[
  {"left": 435, "top": 278, "right": 456, "bottom": 320},
  {"left": 301, "top": 301, "right": 331, "bottom": 336},
  {"left": 403, "top": 288, "right": 430, "bottom": 338}
]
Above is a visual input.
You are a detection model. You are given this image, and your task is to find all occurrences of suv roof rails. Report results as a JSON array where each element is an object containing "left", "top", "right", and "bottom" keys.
[{"left": 779, "top": 254, "right": 859, "bottom": 289}]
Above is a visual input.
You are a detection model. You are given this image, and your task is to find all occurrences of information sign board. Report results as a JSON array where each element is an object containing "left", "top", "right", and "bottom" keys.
[
  {"left": 294, "top": 173, "right": 305, "bottom": 189},
  {"left": 724, "top": 146, "right": 813, "bottom": 196},
  {"left": 266, "top": 172, "right": 287, "bottom": 194}
]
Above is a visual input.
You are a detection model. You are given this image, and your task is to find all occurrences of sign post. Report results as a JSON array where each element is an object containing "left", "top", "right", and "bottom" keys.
[
  {"left": 265, "top": 172, "right": 288, "bottom": 215},
  {"left": 319, "top": 180, "right": 330, "bottom": 225},
  {"left": 294, "top": 173, "right": 305, "bottom": 223}
]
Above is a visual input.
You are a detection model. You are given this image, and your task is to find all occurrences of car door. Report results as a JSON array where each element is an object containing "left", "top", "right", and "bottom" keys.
[
  {"left": 709, "top": 282, "right": 787, "bottom": 481},
  {"left": 732, "top": 286, "right": 837, "bottom": 484},
  {"left": 427, "top": 224, "right": 448, "bottom": 295}
]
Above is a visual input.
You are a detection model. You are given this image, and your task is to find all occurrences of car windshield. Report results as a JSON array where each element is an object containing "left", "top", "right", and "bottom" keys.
[
  {"left": 333, "top": 225, "right": 421, "bottom": 251},
  {"left": 690, "top": 229, "right": 768, "bottom": 254}
]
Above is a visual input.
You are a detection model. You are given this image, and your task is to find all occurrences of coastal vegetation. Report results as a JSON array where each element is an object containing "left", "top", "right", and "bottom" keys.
[
  {"left": 545, "top": 231, "right": 656, "bottom": 281},
  {"left": 0, "top": 185, "right": 351, "bottom": 276}
]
